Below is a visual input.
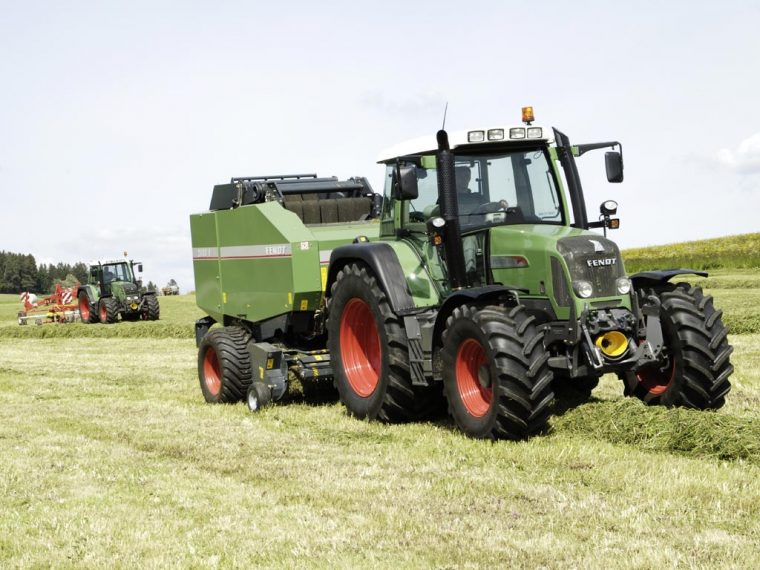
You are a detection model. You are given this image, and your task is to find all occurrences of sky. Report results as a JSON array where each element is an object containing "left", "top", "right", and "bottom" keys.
[{"left": 1, "top": 0, "right": 759, "bottom": 292}]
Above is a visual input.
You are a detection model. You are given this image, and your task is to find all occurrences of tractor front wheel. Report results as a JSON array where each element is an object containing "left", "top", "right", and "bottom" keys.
[
  {"left": 621, "top": 283, "right": 732, "bottom": 408},
  {"left": 441, "top": 305, "right": 554, "bottom": 439},
  {"left": 327, "top": 263, "right": 433, "bottom": 422},
  {"left": 197, "top": 326, "right": 252, "bottom": 403},
  {"left": 143, "top": 295, "right": 160, "bottom": 321},
  {"left": 98, "top": 297, "right": 119, "bottom": 324},
  {"left": 78, "top": 292, "right": 98, "bottom": 324}
]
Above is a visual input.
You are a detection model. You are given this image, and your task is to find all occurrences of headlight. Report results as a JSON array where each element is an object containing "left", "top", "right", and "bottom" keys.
[
  {"left": 574, "top": 280, "right": 593, "bottom": 298},
  {"left": 616, "top": 277, "right": 632, "bottom": 295}
]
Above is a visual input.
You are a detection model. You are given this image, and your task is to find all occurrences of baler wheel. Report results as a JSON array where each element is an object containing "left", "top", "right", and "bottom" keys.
[
  {"left": 246, "top": 382, "right": 272, "bottom": 412},
  {"left": 78, "top": 292, "right": 99, "bottom": 324},
  {"left": 327, "top": 263, "right": 437, "bottom": 422},
  {"left": 98, "top": 297, "right": 119, "bottom": 324},
  {"left": 620, "top": 282, "right": 732, "bottom": 409},
  {"left": 197, "top": 326, "right": 252, "bottom": 404},
  {"left": 441, "top": 304, "right": 554, "bottom": 439}
]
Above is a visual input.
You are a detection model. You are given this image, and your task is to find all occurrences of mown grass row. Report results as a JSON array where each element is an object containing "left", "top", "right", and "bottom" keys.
[
  {"left": 0, "top": 322, "right": 195, "bottom": 339},
  {"left": 552, "top": 398, "right": 760, "bottom": 465},
  {"left": 622, "top": 232, "right": 760, "bottom": 273}
]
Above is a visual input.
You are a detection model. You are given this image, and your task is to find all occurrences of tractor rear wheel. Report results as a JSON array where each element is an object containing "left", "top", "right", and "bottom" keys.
[
  {"left": 441, "top": 305, "right": 554, "bottom": 439},
  {"left": 98, "top": 297, "right": 119, "bottom": 324},
  {"left": 78, "top": 292, "right": 98, "bottom": 324},
  {"left": 198, "top": 326, "right": 252, "bottom": 403},
  {"left": 143, "top": 295, "right": 160, "bottom": 321},
  {"left": 327, "top": 263, "right": 433, "bottom": 422},
  {"left": 620, "top": 283, "right": 732, "bottom": 408}
]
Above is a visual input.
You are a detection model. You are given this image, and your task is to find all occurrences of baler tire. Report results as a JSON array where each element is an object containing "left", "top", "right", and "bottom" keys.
[
  {"left": 198, "top": 326, "right": 252, "bottom": 404},
  {"left": 99, "top": 297, "right": 119, "bottom": 324},
  {"left": 78, "top": 292, "right": 99, "bottom": 324},
  {"left": 441, "top": 304, "right": 554, "bottom": 440},
  {"left": 620, "top": 282, "right": 732, "bottom": 409},
  {"left": 327, "top": 263, "right": 431, "bottom": 422},
  {"left": 246, "top": 382, "right": 272, "bottom": 412},
  {"left": 143, "top": 295, "right": 160, "bottom": 321}
]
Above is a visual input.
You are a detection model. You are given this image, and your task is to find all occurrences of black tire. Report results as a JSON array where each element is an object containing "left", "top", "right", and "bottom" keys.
[
  {"left": 143, "top": 295, "right": 160, "bottom": 321},
  {"left": 246, "top": 382, "right": 272, "bottom": 412},
  {"left": 327, "top": 263, "right": 433, "bottom": 422},
  {"left": 441, "top": 305, "right": 554, "bottom": 439},
  {"left": 621, "top": 282, "right": 732, "bottom": 409},
  {"left": 78, "top": 292, "right": 98, "bottom": 324},
  {"left": 198, "top": 327, "right": 252, "bottom": 403},
  {"left": 98, "top": 297, "right": 119, "bottom": 324}
]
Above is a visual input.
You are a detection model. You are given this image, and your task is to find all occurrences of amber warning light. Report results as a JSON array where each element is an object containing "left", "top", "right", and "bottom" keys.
[{"left": 522, "top": 106, "right": 535, "bottom": 125}]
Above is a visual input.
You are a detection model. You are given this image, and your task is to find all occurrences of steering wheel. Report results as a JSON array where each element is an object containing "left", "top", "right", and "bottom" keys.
[{"left": 471, "top": 200, "right": 509, "bottom": 215}]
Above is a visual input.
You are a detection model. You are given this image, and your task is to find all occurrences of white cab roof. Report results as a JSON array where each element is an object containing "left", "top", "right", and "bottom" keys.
[{"left": 376, "top": 124, "right": 551, "bottom": 163}]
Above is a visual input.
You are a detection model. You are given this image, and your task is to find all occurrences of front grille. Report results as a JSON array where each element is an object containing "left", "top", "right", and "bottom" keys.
[{"left": 556, "top": 236, "right": 624, "bottom": 298}]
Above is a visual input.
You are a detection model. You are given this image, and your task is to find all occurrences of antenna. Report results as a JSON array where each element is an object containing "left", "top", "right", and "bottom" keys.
[{"left": 441, "top": 102, "right": 449, "bottom": 130}]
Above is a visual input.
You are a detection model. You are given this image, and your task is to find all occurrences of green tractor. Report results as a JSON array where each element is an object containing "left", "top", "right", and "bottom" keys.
[
  {"left": 78, "top": 258, "right": 160, "bottom": 324},
  {"left": 190, "top": 108, "right": 733, "bottom": 439}
]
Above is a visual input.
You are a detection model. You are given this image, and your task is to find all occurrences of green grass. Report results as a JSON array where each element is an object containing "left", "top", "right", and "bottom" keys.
[
  {"left": 1, "top": 263, "right": 760, "bottom": 566},
  {"left": 622, "top": 232, "right": 760, "bottom": 273},
  {"left": 1, "top": 336, "right": 759, "bottom": 567}
]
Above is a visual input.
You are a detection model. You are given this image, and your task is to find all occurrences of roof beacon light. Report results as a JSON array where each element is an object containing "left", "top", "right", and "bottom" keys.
[
  {"left": 522, "top": 106, "right": 535, "bottom": 125},
  {"left": 487, "top": 128, "right": 504, "bottom": 141},
  {"left": 468, "top": 130, "right": 485, "bottom": 143}
]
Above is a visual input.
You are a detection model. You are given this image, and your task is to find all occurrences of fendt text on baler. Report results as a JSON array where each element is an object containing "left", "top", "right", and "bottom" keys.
[{"left": 190, "top": 108, "right": 733, "bottom": 439}]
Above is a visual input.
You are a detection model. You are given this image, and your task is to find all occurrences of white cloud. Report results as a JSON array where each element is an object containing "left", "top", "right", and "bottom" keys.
[{"left": 716, "top": 133, "right": 760, "bottom": 174}]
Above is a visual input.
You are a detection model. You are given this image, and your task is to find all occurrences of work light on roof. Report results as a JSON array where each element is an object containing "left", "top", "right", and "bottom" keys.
[
  {"left": 487, "top": 128, "right": 504, "bottom": 141},
  {"left": 509, "top": 127, "right": 526, "bottom": 139},
  {"left": 527, "top": 127, "right": 543, "bottom": 138},
  {"left": 467, "top": 130, "right": 485, "bottom": 143}
]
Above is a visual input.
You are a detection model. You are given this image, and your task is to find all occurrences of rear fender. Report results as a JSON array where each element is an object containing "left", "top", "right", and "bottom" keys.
[
  {"left": 325, "top": 242, "right": 415, "bottom": 313},
  {"left": 77, "top": 285, "right": 100, "bottom": 304}
]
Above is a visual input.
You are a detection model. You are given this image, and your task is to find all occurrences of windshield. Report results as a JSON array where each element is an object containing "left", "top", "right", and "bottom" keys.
[
  {"left": 408, "top": 149, "right": 564, "bottom": 230},
  {"left": 102, "top": 262, "right": 133, "bottom": 283}
]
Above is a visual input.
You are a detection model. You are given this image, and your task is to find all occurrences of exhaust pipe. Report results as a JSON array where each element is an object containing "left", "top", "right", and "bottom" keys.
[{"left": 436, "top": 130, "right": 467, "bottom": 290}]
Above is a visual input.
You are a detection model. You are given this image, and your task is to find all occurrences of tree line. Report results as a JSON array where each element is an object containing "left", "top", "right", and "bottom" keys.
[
  {"left": 0, "top": 250, "right": 160, "bottom": 294},
  {"left": 0, "top": 251, "right": 88, "bottom": 294}
]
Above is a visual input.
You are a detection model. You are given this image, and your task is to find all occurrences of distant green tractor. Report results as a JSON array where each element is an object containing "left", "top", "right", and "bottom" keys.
[{"left": 77, "top": 259, "right": 160, "bottom": 324}]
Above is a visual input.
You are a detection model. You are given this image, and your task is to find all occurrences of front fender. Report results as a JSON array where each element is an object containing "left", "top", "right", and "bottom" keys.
[
  {"left": 431, "top": 285, "right": 524, "bottom": 349},
  {"left": 630, "top": 268, "right": 708, "bottom": 289}
]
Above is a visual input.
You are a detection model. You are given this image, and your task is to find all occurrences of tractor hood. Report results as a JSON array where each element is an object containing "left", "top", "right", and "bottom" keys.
[{"left": 487, "top": 224, "right": 627, "bottom": 305}]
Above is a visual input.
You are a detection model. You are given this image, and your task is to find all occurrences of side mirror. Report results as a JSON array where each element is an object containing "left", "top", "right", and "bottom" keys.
[
  {"left": 137, "top": 264, "right": 143, "bottom": 273},
  {"left": 392, "top": 165, "right": 419, "bottom": 200},
  {"left": 605, "top": 151, "right": 624, "bottom": 183}
]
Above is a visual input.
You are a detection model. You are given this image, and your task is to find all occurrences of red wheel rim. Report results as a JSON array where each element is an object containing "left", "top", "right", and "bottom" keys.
[
  {"left": 99, "top": 302, "right": 107, "bottom": 322},
  {"left": 203, "top": 347, "right": 222, "bottom": 396},
  {"left": 455, "top": 338, "right": 493, "bottom": 417},
  {"left": 79, "top": 296, "right": 89, "bottom": 321},
  {"left": 636, "top": 358, "right": 676, "bottom": 396},
  {"left": 339, "top": 298, "right": 381, "bottom": 397}
]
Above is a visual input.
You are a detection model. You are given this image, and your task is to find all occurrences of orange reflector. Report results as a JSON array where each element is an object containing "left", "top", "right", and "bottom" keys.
[
  {"left": 609, "top": 218, "right": 620, "bottom": 229},
  {"left": 522, "top": 106, "right": 535, "bottom": 124}
]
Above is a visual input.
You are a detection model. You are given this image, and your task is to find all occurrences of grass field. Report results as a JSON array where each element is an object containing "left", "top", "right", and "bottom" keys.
[{"left": 2, "top": 255, "right": 760, "bottom": 566}]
